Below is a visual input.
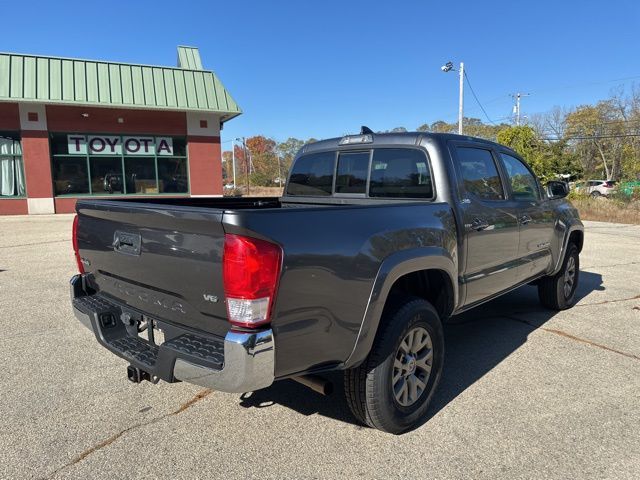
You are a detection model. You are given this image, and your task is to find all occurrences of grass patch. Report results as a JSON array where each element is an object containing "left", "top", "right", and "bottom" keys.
[{"left": 570, "top": 196, "right": 640, "bottom": 224}]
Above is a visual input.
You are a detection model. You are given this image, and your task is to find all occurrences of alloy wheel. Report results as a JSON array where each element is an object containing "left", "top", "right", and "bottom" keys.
[
  {"left": 392, "top": 326, "right": 433, "bottom": 407},
  {"left": 564, "top": 255, "right": 577, "bottom": 298}
]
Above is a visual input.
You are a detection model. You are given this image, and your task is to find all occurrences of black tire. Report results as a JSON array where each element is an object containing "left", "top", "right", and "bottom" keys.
[
  {"left": 590, "top": 191, "right": 601, "bottom": 197},
  {"left": 344, "top": 298, "right": 444, "bottom": 434},
  {"left": 538, "top": 243, "right": 580, "bottom": 310}
]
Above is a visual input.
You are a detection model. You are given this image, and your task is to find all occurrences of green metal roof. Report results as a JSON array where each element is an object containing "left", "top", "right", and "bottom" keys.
[
  {"left": 177, "top": 46, "right": 204, "bottom": 70},
  {"left": 0, "top": 47, "right": 241, "bottom": 120}
]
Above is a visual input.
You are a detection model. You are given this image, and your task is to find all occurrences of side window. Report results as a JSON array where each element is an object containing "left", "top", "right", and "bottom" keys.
[
  {"left": 455, "top": 147, "right": 505, "bottom": 200},
  {"left": 286, "top": 152, "right": 335, "bottom": 196},
  {"left": 500, "top": 153, "right": 541, "bottom": 201},
  {"left": 335, "top": 151, "right": 369, "bottom": 194},
  {"left": 369, "top": 148, "right": 433, "bottom": 198}
]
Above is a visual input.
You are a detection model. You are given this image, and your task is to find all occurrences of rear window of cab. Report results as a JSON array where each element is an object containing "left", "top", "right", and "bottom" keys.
[{"left": 286, "top": 148, "right": 433, "bottom": 199}]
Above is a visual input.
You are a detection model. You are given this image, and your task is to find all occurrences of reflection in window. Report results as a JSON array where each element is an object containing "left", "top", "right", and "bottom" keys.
[
  {"left": 335, "top": 151, "right": 369, "bottom": 194},
  {"left": 287, "top": 151, "right": 335, "bottom": 196},
  {"left": 90, "top": 157, "right": 123, "bottom": 194},
  {"left": 456, "top": 147, "right": 504, "bottom": 200},
  {"left": 52, "top": 157, "right": 90, "bottom": 195},
  {"left": 0, "top": 136, "right": 25, "bottom": 197},
  {"left": 125, "top": 157, "right": 157, "bottom": 194},
  {"left": 500, "top": 153, "right": 540, "bottom": 201},
  {"left": 370, "top": 149, "right": 433, "bottom": 198},
  {"left": 158, "top": 158, "right": 188, "bottom": 193}
]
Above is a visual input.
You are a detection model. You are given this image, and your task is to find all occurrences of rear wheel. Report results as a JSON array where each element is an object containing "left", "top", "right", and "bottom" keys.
[
  {"left": 344, "top": 298, "right": 444, "bottom": 434},
  {"left": 590, "top": 191, "right": 601, "bottom": 198},
  {"left": 538, "top": 243, "right": 580, "bottom": 310}
]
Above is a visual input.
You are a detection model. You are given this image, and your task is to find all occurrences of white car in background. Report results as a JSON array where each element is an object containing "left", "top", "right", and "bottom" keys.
[{"left": 574, "top": 180, "right": 617, "bottom": 197}]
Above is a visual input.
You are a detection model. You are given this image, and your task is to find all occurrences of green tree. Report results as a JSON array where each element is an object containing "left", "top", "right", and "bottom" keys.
[
  {"left": 497, "top": 126, "right": 547, "bottom": 178},
  {"left": 276, "top": 137, "right": 304, "bottom": 177},
  {"left": 497, "top": 125, "right": 581, "bottom": 180}
]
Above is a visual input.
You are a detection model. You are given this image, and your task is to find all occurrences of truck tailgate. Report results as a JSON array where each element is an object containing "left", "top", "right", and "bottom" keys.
[{"left": 76, "top": 200, "right": 229, "bottom": 337}]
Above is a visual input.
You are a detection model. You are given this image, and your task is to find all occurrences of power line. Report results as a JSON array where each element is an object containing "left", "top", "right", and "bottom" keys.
[
  {"left": 529, "top": 74, "right": 640, "bottom": 97},
  {"left": 463, "top": 71, "right": 495, "bottom": 125},
  {"left": 540, "top": 132, "right": 640, "bottom": 141}
]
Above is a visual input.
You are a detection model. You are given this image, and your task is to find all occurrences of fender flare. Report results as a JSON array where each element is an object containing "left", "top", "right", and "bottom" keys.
[
  {"left": 343, "top": 247, "right": 458, "bottom": 369},
  {"left": 550, "top": 223, "right": 584, "bottom": 275}
]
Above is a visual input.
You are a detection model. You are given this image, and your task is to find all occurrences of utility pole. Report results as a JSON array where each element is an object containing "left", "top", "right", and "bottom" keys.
[
  {"left": 276, "top": 154, "right": 282, "bottom": 188},
  {"left": 511, "top": 93, "right": 530, "bottom": 126},
  {"left": 458, "top": 62, "right": 464, "bottom": 135},
  {"left": 231, "top": 142, "right": 237, "bottom": 189},
  {"left": 242, "top": 137, "right": 250, "bottom": 196}
]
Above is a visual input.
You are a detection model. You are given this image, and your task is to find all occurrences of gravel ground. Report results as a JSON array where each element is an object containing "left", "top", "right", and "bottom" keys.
[{"left": 0, "top": 215, "right": 638, "bottom": 479}]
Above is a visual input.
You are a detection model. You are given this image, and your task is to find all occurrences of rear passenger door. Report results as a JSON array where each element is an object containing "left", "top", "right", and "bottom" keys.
[
  {"left": 497, "top": 151, "right": 555, "bottom": 282},
  {"left": 451, "top": 144, "right": 520, "bottom": 306}
]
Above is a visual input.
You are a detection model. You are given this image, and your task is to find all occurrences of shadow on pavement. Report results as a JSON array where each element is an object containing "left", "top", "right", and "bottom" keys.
[{"left": 236, "top": 271, "right": 604, "bottom": 428}]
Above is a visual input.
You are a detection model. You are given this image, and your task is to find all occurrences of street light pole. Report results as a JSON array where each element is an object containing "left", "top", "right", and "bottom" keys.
[
  {"left": 458, "top": 62, "right": 464, "bottom": 135},
  {"left": 441, "top": 61, "right": 465, "bottom": 135},
  {"left": 235, "top": 137, "right": 250, "bottom": 195}
]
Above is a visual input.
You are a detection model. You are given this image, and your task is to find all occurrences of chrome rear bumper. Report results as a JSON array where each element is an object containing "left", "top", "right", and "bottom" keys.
[
  {"left": 70, "top": 274, "right": 275, "bottom": 393},
  {"left": 173, "top": 329, "right": 274, "bottom": 393}
]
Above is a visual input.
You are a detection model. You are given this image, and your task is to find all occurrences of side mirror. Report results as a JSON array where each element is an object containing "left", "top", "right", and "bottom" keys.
[{"left": 546, "top": 181, "right": 569, "bottom": 199}]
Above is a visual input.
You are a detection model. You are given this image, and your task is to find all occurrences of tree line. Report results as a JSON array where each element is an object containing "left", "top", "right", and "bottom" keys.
[{"left": 223, "top": 86, "right": 640, "bottom": 186}]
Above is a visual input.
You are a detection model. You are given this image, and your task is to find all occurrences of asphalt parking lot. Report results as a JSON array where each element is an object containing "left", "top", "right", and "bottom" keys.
[{"left": 1, "top": 215, "right": 639, "bottom": 479}]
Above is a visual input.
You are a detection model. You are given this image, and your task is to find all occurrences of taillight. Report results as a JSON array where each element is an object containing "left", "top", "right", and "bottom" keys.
[
  {"left": 223, "top": 234, "right": 282, "bottom": 328},
  {"left": 72, "top": 215, "right": 85, "bottom": 274}
]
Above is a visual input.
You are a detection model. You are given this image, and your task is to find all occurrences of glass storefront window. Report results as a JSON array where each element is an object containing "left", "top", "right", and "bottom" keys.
[
  {"left": 125, "top": 157, "right": 157, "bottom": 194},
  {"left": 158, "top": 158, "right": 188, "bottom": 193},
  {"left": 52, "top": 157, "right": 90, "bottom": 195},
  {"left": 0, "top": 133, "right": 26, "bottom": 197},
  {"left": 50, "top": 133, "right": 189, "bottom": 196},
  {"left": 90, "top": 157, "right": 124, "bottom": 194}
]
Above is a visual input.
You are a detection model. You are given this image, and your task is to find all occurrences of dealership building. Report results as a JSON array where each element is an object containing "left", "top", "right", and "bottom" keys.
[{"left": 0, "top": 46, "right": 240, "bottom": 215}]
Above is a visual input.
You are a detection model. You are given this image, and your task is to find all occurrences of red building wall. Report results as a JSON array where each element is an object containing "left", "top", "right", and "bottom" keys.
[
  {"left": 46, "top": 106, "right": 188, "bottom": 135},
  {"left": 21, "top": 131, "right": 53, "bottom": 198},
  {"left": 0, "top": 103, "right": 19, "bottom": 130},
  {"left": 0, "top": 199, "right": 28, "bottom": 215},
  {"left": 187, "top": 135, "right": 223, "bottom": 196}
]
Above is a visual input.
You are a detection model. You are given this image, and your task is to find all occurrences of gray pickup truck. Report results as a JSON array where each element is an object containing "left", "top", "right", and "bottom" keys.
[{"left": 70, "top": 130, "right": 583, "bottom": 433}]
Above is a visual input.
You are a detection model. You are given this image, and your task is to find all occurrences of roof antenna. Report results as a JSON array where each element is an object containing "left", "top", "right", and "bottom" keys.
[{"left": 360, "top": 126, "right": 374, "bottom": 135}]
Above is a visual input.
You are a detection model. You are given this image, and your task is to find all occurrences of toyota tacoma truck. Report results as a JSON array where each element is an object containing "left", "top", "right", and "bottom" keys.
[{"left": 70, "top": 130, "right": 583, "bottom": 434}]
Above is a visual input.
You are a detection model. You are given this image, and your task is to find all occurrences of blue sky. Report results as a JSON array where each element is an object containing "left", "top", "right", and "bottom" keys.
[{"left": 3, "top": 0, "right": 640, "bottom": 147}]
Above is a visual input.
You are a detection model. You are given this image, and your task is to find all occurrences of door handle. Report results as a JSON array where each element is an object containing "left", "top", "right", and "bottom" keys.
[
  {"left": 469, "top": 218, "right": 490, "bottom": 231},
  {"left": 519, "top": 215, "right": 532, "bottom": 225}
]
